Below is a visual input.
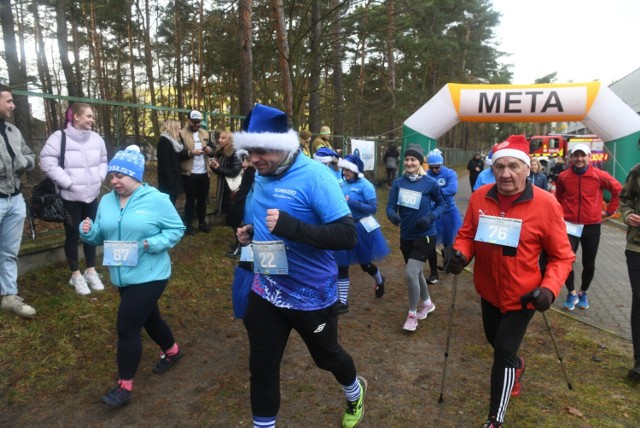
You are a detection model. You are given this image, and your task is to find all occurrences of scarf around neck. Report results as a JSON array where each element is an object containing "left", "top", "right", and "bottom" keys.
[{"left": 161, "top": 132, "right": 184, "bottom": 153}]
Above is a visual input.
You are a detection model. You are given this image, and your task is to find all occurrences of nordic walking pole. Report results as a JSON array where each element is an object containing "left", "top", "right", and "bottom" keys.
[
  {"left": 540, "top": 310, "right": 573, "bottom": 390},
  {"left": 438, "top": 272, "right": 458, "bottom": 403},
  {"left": 521, "top": 289, "right": 573, "bottom": 390}
]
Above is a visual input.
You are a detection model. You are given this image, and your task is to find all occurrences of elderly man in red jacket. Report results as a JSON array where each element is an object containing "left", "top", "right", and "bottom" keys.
[
  {"left": 444, "top": 135, "right": 575, "bottom": 428},
  {"left": 555, "top": 143, "right": 623, "bottom": 311}
]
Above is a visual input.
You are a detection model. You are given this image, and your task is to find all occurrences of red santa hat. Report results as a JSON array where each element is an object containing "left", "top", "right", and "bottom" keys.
[{"left": 491, "top": 135, "right": 531, "bottom": 166}]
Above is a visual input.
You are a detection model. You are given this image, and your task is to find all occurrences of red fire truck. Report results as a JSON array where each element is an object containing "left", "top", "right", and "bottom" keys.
[{"left": 529, "top": 134, "right": 608, "bottom": 170}]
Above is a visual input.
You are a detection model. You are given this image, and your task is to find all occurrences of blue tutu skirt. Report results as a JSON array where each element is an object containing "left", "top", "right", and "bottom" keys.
[
  {"left": 232, "top": 264, "right": 254, "bottom": 319},
  {"left": 335, "top": 220, "right": 390, "bottom": 266},
  {"left": 436, "top": 207, "right": 462, "bottom": 246}
]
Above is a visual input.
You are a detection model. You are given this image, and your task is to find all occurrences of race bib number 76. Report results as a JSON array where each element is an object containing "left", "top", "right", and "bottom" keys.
[{"left": 474, "top": 215, "right": 522, "bottom": 248}]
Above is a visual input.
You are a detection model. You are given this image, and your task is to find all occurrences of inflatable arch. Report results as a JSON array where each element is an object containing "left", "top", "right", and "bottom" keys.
[{"left": 403, "top": 82, "right": 640, "bottom": 183}]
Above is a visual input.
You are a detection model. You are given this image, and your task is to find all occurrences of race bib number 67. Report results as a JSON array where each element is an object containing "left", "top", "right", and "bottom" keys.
[{"left": 103, "top": 241, "right": 139, "bottom": 266}]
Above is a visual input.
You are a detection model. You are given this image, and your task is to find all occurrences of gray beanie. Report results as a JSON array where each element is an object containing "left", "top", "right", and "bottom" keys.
[{"left": 404, "top": 144, "right": 425, "bottom": 162}]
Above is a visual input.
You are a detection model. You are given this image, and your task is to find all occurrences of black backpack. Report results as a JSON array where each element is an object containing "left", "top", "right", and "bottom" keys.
[{"left": 30, "top": 132, "right": 66, "bottom": 223}]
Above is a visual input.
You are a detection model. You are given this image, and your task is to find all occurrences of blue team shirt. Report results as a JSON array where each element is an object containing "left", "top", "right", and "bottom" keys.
[
  {"left": 427, "top": 165, "right": 458, "bottom": 212},
  {"left": 340, "top": 177, "right": 377, "bottom": 220},
  {"left": 473, "top": 168, "right": 496, "bottom": 191},
  {"left": 249, "top": 153, "right": 351, "bottom": 310}
]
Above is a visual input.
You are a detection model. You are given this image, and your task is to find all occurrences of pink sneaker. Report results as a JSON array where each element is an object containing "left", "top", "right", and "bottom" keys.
[
  {"left": 402, "top": 313, "right": 418, "bottom": 332},
  {"left": 416, "top": 301, "right": 435, "bottom": 320}
]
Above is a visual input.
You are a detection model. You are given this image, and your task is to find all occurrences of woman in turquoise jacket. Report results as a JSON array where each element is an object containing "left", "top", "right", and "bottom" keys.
[{"left": 80, "top": 145, "right": 185, "bottom": 408}]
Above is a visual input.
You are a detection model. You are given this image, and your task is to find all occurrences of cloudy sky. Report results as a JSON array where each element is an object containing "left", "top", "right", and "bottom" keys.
[{"left": 491, "top": 0, "right": 640, "bottom": 85}]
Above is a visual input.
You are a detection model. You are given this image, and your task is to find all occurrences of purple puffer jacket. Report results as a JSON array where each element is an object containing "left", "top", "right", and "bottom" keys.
[{"left": 40, "top": 125, "right": 108, "bottom": 203}]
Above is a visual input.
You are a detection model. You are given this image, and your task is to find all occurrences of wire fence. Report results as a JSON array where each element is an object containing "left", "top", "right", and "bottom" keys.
[{"left": 14, "top": 89, "right": 474, "bottom": 187}]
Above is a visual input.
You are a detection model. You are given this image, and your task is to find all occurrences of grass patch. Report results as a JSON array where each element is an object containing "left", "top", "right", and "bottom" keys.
[{"left": 1, "top": 186, "right": 639, "bottom": 426}]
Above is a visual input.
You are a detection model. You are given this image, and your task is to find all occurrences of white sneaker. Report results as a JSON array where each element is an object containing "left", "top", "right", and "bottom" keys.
[
  {"left": 83, "top": 271, "right": 105, "bottom": 291},
  {"left": 1, "top": 295, "right": 37, "bottom": 318},
  {"left": 402, "top": 312, "right": 418, "bottom": 332},
  {"left": 69, "top": 275, "right": 91, "bottom": 295},
  {"left": 416, "top": 301, "right": 436, "bottom": 320}
]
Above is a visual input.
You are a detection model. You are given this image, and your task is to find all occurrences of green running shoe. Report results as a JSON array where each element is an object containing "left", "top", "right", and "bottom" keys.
[{"left": 342, "top": 376, "right": 367, "bottom": 428}]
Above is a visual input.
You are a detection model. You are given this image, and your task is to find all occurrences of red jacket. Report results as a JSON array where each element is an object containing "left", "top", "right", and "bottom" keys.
[
  {"left": 454, "top": 183, "right": 575, "bottom": 313},
  {"left": 555, "top": 165, "right": 622, "bottom": 225}
]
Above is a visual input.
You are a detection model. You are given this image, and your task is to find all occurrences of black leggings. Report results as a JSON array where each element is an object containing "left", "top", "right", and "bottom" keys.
[
  {"left": 565, "top": 223, "right": 601, "bottom": 293},
  {"left": 116, "top": 280, "right": 176, "bottom": 380},
  {"left": 243, "top": 292, "right": 356, "bottom": 418},
  {"left": 182, "top": 173, "right": 210, "bottom": 227},
  {"left": 337, "top": 263, "right": 378, "bottom": 279},
  {"left": 386, "top": 168, "right": 397, "bottom": 187},
  {"left": 481, "top": 298, "right": 535, "bottom": 422},
  {"left": 62, "top": 199, "right": 98, "bottom": 272},
  {"left": 627, "top": 250, "right": 640, "bottom": 362}
]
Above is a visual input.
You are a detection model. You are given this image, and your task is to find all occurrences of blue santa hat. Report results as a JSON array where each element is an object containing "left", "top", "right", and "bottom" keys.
[
  {"left": 338, "top": 153, "right": 364, "bottom": 178},
  {"left": 427, "top": 150, "right": 444, "bottom": 166},
  {"left": 233, "top": 103, "right": 299, "bottom": 152},
  {"left": 313, "top": 147, "right": 340, "bottom": 164},
  {"left": 484, "top": 148, "right": 494, "bottom": 166},
  {"left": 108, "top": 145, "right": 145, "bottom": 182}
]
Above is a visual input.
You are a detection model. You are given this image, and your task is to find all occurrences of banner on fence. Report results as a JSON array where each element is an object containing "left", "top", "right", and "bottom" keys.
[{"left": 350, "top": 139, "right": 375, "bottom": 171}]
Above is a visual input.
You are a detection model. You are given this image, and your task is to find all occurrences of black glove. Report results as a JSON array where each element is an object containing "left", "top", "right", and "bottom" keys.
[
  {"left": 388, "top": 211, "right": 401, "bottom": 226},
  {"left": 442, "top": 245, "right": 467, "bottom": 274},
  {"left": 520, "top": 287, "right": 555, "bottom": 312},
  {"left": 416, "top": 213, "right": 435, "bottom": 229}
]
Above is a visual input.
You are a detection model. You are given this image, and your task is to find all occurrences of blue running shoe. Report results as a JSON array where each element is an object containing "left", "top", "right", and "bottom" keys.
[
  {"left": 578, "top": 292, "right": 589, "bottom": 309},
  {"left": 563, "top": 293, "right": 579, "bottom": 311},
  {"left": 101, "top": 385, "right": 131, "bottom": 407}
]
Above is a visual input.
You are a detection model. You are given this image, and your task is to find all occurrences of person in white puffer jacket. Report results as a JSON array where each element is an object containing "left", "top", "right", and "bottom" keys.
[{"left": 40, "top": 103, "right": 108, "bottom": 295}]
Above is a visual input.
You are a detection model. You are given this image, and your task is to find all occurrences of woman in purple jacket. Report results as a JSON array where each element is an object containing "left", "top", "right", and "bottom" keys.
[{"left": 40, "top": 103, "right": 108, "bottom": 295}]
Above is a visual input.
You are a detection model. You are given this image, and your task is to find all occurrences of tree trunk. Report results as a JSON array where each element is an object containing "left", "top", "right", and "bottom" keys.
[
  {"left": 196, "top": 0, "right": 204, "bottom": 109},
  {"left": 88, "top": 0, "right": 111, "bottom": 143},
  {"left": 0, "top": 0, "right": 32, "bottom": 140},
  {"left": 136, "top": 0, "right": 159, "bottom": 136},
  {"left": 55, "top": 0, "right": 82, "bottom": 97},
  {"left": 330, "top": 0, "right": 346, "bottom": 147},
  {"left": 33, "top": 2, "right": 58, "bottom": 132},
  {"left": 238, "top": 0, "right": 253, "bottom": 116},
  {"left": 355, "top": 0, "right": 370, "bottom": 136},
  {"left": 126, "top": 2, "right": 141, "bottom": 142},
  {"left": 308, "top": 0, "right": 321, "bottom": 133},
  {"left": 70, "top": 10, "right": 84, "bottom": 97},
  {"left": 16, "top": 1, "right": 27, "bottom": 90},
  {"left": 271, "top": 0, "right": 293, "bottom": 124},
  {"left": 174, "top": 0, "right": 184, "bottom": 116},
  {"left": 385, "top": 0, "right": 397, "bottom": 141}
]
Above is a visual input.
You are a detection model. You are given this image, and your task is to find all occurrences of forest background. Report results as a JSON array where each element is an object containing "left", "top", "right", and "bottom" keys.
[{"left": 0, "top": 0, "right": 557, "bottom": 155}]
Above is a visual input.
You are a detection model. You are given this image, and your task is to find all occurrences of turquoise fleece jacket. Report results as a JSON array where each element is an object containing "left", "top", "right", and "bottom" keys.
[{"left": 79, "top": 183, "right": 185, "bottom": 287}]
